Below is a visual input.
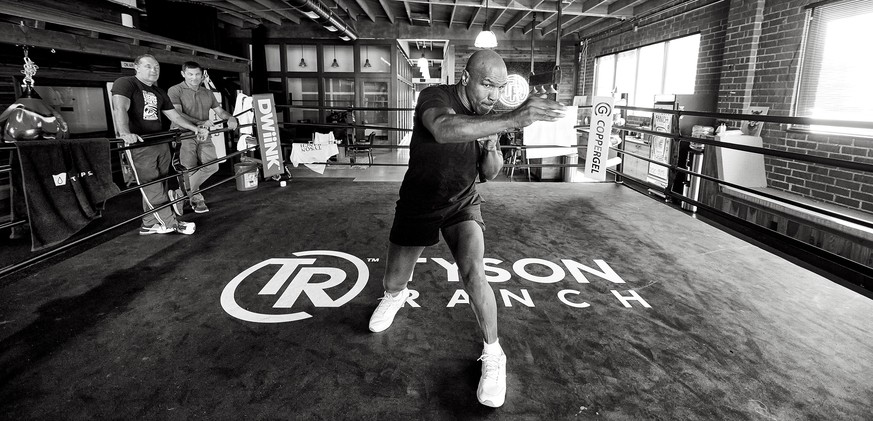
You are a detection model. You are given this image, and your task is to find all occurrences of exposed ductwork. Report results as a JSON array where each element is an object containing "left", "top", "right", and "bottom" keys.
[{"left": 285, "top": 0, "right": 357, "bottom": 41}]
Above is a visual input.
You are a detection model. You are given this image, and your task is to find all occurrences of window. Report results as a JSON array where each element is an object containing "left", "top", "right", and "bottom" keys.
[
  {"left": 324, "top": 78, "right": 355, "bottom": 108},
  {"left": 361, "top": 45, "right": 391, "bottom": 73},
  {"left": 287, "top": 78, "right": 319, "bottom": 123},
  {"left": 594, "top": 34, "right": 700, "bottom": 116},
  {"left": 323, "top": 45, "right": 354, "bottom": 73},
  {"left": 286, "top": 45, "right": 317, "bottom": 72},
  {"left": 265, "top": 45, "right": 281, "bottom": 72},
  {"left": 794, "top": 0, "right": 873, "bottom": 136}
]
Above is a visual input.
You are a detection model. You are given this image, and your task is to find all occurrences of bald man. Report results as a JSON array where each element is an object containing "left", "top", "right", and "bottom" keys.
[{"left": 368, "top": 50, "right": 566, "bottom": 407}]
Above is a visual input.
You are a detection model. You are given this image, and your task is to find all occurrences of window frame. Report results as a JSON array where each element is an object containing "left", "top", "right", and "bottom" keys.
[
  {"left": 593, "top": 33, "right": 701, "bottom": 117},
  {"left": 790, "top": 0, "right": 873, "bottom": 138}
]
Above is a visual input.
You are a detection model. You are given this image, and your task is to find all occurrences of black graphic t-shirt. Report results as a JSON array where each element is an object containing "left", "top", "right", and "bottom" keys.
[
  {"left": 398, "top": 84, "right": 481, "bottom": 210},
  {"left": 111, "top": 76, "right": 174, "bottom": 137}
]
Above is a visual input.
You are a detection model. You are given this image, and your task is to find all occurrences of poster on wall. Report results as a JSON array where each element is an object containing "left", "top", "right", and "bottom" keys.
[{"left": 646, "top": 103, "right": 674, "bottom": 189}]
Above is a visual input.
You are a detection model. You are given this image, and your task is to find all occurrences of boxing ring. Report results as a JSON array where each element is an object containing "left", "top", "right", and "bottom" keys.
[
  {"left": 1, "top": 178, "right": 872, "bottom": 419},
  {"left": 1, "top": 80, "right": 872, "bottom": 419}
]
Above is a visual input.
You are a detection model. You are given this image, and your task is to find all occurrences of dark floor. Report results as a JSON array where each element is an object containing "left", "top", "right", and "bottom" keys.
[{"left": 1, "top": 180, "right": 871, "bottom": 420}]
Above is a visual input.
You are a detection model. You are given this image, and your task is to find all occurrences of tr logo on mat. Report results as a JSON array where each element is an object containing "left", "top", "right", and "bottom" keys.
[{"left": 221, "top": 250, "right": 369, "bottom": 323}]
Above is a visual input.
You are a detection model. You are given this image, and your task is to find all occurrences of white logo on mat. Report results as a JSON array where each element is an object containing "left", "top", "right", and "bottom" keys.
[{"left": 221, "top": 250, "right": 368, "bottom": 323}]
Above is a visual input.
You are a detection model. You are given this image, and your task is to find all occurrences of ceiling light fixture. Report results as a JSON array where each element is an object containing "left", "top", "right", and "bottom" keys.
[
  {"left": 331, "top": 45, "right": 339, "bottom": 68},
  {"left": 298, "top": 46, "right": 307, "bottom": 68},
  {"left": 474, "top": 0, "right": 497, "bottom": 48},
  {"left": 363, "top": 45, "right": 372, "bottom": 68}
]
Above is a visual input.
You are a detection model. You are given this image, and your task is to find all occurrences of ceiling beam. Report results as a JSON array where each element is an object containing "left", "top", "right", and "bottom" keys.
[
  {"left": 0, "top": 22, "right": 248, "bottom": 73},
  {"left": 488, "top": 5, "right": 509, "bottom": 27},
  {"left": 448, "top": 0, "right": 458, "bottom": 28},
  {"left": 575, "top": 16, "right": 618, "bottom": 38},
  {"left": 503, "top": 10, "right": 530, "bottom": 33},
  {"left": 331, "top": 0, "right": 357, "bottom": 20},
  {"left": 562, "top": 16, "right": 603, "bottom": 36},
  {"left": 216, "top": 13, "right": 246, "bottom": 28},
  {"left": 226, "top": 0, "right": 282, "bottom": 25},
  {"left": 467, "top": 0, "right": 484, "bottom": 30},
  {"left": 404, "top": 1, "right": 413, "bottom": 24},
  {"left": 396, "top": 0, "right": 632, "bottom": 18},
  {"left": 354, "top": 0, "right": 377, "bottom": 22},
  {"left": 580, "top": 0, "right": 609, "bottom": 13},
  {"left": 210, "top": 1, "right": 264, "bottom": 25},
  {"left": 542, "top": 15, "right": 582, "bottom": 36},
  {"left": 252, "top": 0, "right": 300, "bottom": 24},
  {"left": 214, "top": 8, "right": 262, "bottom": 25},
  {"left": 377, "top": 0, "right": 395, "bottom": 23},
  {"left": 607, "top": 0, "right": 646, "bottom": 15}
]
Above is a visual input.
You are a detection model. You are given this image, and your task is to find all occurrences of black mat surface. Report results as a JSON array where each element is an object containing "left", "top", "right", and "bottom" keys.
[{"left": 1, "top": 180, "right": 871, "bottom": 420}]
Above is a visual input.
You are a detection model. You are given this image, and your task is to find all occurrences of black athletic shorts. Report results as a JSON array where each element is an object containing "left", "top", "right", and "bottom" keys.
[{"left": 389, "top": 194, "right": 485, "bottom": 247}]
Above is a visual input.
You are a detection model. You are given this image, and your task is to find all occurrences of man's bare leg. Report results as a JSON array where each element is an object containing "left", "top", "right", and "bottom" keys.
[
  {"left": 383, "top": 242, "right": 425, "bottom": 294},
  {"left": 441, "top": 220, "right": 497, "bottom": 343},
  {"left": 442, "top": 220, "right": 506, "bottom": 407}
]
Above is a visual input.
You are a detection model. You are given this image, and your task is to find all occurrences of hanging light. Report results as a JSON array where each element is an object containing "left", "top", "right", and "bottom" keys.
[
  {"left": 331, "top": 45, "right": 339, "bottom": 68},
  {"left": 417, "top": 53, "right": 428, "bottom": 69},
  {"left": 474, "top": 0, "right": 498, "bottom": 48},
  {"left": 298, "top": 46, "right": 307, "bottom": 68},
  {"left": 363, "top": 45, "right": 372, "bottom": 68}
]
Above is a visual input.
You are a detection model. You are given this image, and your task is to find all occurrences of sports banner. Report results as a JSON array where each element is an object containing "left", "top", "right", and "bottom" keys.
[
  {"left": 251, "top": 93, "right": 284, "bottom": 179},
  {"left": 583, "top": 96, "right": 615, "bottom": 181}
]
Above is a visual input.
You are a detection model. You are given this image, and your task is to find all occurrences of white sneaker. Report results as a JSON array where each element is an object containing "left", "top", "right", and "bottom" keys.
[
  {"left": 368, "top": 288, "right": 410, "bottom": 332},
  {"left": 173, "top": 221, "right": 196, "bottom": 235},
  {"left": 139, "top": 224, "right": 173, "bottom": 236},
  {"left": 477, "top": 352, "right": 507, "bottom": 407}
]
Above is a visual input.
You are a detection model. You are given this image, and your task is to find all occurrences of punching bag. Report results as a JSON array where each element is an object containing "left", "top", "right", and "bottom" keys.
[{"left": 0, "top": 84, "right": 69, "bottom": 142}]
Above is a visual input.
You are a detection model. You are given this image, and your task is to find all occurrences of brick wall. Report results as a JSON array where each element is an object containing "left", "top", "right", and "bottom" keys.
[
  {"left": 576, "top": 0, "right": 873, "bottom": 215},
  {"left": 749, "top": 0, "right": 872, "bottom": 215}
]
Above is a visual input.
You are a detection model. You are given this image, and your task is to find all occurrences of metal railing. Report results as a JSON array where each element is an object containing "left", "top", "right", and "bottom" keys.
[{"left": 0, "top": 123, "right": 255, "bottom": 278}]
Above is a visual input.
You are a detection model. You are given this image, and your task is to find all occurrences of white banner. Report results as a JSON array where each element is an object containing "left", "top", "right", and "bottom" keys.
[
  {"left": 523, "top": 105, "right": 578, "bottom": 159},
  {"left": 583, "top": 96, "right": 615, "bottom": 181}
]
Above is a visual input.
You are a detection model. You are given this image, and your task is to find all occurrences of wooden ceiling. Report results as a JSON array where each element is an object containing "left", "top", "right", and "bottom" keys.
[{"left": 188, "top": 0, "right": 671, "bottom": 39}]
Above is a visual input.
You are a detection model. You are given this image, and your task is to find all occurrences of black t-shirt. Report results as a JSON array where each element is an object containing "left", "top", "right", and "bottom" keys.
[
  {"left": 111, "top": 76, "right": 173, "bottom": 137},
  {"left": 398, "top": 84, "right": 481, "bottom": 210}
]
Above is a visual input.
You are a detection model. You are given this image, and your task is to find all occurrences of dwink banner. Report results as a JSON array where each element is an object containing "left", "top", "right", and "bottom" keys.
[{"left": 251, "top": 93, "right": 284, "bottom": 179}]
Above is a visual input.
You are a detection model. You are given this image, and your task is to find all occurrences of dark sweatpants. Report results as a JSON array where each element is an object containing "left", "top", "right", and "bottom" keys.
[{"left": 125, "top": 143, "right": 178, "bottom": 228}]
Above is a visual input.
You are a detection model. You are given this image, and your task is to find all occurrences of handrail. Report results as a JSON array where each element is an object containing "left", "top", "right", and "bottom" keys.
[{"left": 0, "top": 123, "right": 251, "bottom": 278}]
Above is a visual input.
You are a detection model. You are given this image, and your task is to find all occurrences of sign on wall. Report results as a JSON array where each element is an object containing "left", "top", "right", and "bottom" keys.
[{"left": 499, "top": 74, "right": 529, "bottom": 109}]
